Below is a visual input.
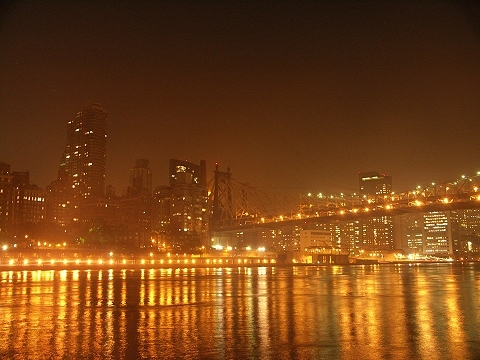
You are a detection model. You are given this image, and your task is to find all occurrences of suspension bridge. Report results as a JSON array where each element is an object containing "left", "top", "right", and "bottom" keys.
[{"left": 208, "top": 165, "right": 480, "bottom": 231}]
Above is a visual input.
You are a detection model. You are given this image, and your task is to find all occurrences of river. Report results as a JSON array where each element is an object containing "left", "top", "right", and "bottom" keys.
[{"left": 1, "top": 263, "right": 479, "bottom": 359}]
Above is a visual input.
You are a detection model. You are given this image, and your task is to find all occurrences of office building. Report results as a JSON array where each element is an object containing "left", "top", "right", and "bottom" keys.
[
  {"left": 423, "top": 211, "right": 452, "bottom": 255},
  {"left": 169, "top": 159, "right": 206, "bottom": 186},
  {"left": 359, "top": 171, "right": 392, "bottom": 198}
]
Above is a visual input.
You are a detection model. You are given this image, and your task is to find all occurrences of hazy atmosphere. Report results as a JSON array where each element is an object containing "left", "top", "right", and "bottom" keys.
[{"left": 1, "top": 1, "right": 479, "bottom": 195}]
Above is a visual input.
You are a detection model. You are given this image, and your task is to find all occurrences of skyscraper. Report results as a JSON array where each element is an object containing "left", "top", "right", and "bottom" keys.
[
  {"left": 128, "top": 159, "right": 152, "bottom": 196},
  {"left": 358, "top": 171, "right": 394, "bottom": 253},
  {"left": 0, "top": 162, "right": 13, "bottom": 236},
  {"left": 64, "top": 103, "right": 107, "bottom": 202}
]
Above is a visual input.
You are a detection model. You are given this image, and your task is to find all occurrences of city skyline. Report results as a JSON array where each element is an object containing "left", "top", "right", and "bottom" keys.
[{"left": 1, "top": 2, "right": 479, "bottom": 195}]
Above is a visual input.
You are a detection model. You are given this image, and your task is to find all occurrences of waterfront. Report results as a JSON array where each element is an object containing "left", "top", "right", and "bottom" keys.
[{"left": 1, "top": 263, "right": 479, "bottom": 359}]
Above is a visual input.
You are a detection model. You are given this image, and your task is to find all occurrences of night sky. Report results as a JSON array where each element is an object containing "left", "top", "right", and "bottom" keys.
[{"left": 1, "top": 1, "right": 479, "bottom": 195}]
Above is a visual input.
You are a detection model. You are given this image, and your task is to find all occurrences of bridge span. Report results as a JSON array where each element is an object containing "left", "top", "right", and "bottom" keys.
[{"left": 208, "top": 166, "right": 480, "bottom": 231}]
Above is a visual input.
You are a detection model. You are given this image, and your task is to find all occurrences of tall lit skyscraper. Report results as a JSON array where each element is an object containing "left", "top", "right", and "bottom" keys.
[
  {"left": 358, "top": 171, "right": 394, "bottom": 253},
  {"left": 64, "top": 103, "right": 107, "bottom": 202}
]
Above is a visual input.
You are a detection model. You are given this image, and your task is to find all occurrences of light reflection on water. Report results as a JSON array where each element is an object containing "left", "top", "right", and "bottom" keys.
[{"left": 1, "top": 263, "right": 480, "bottom": 359}]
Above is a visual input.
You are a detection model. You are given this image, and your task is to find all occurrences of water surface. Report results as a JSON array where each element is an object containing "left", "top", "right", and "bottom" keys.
[{"left": 1, "top": 263, "right": 479, "bottom": 359}]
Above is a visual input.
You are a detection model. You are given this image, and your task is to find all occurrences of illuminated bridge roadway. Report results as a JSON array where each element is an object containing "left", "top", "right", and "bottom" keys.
[{"left": 208, "top": 167, "right": 480, "bottom": 232}]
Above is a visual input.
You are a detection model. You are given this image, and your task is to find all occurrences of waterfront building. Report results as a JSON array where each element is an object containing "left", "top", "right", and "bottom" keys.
[
  {"left": 358, "top": 171, "right": 394, "bottom": 254},
  {"left": 397, "top": 212, "right": 424, "bottom": 254},
  {"left": 451, "top": 209, "right": 480, "bottom": 256},
  {"left": 152, "top": 159, "right": 208, "bottom": 252},
  {"left": 331, "top": 220, "right": 360, "bottom": 256},
  {"left": 299, "top": 229, "right": 331, "bottom": 252},
  {"left": 423, "top": 211, "right": 452, "bottom": 255},
  {"left": 11, "top": 171, "right": 45, "bottom": 227}
]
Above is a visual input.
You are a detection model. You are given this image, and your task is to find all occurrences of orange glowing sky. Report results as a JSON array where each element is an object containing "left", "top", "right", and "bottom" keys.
[{"left": 1, "top": 1, "right": 479, "bottom": 195}]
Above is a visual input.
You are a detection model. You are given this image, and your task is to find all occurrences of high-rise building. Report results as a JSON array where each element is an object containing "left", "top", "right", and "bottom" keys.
[
  {"left": 0, "top": 162, "right": 13, "bottom": 236},
  {"left": 128, "top": 159, "right": 152, "bottom": 196},
  {"left": 153, "top": 159, "right": 208, "bottom": 252},
  {"left": 359, "top": 171, "right": 392, "bottom": 198},
  {"left": 423, "top": 211, "right": 452, "bottom": 255},
  {"left": 169, "top": 159, "right": 206, "bottom": 186},
  {"left": 64, "top": 103, "right": 107, "bottom": 202}
]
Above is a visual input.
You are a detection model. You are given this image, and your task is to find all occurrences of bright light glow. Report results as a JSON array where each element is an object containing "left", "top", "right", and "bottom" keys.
[
  {"left": 109, "top": 259, "right": 114, "bottom": 265},
  {"left": 213, "top": 245, "right": 223, "bottom": 251},
  {"left": 246, "top": 246, "right": 251, "bottom": 251},
  {"left": 140, "top": 259, "right": 145, "bottom": 264},
  {"left": 122, "top": 259, "right": 127, "bottom": 264},
  {"left": 442, "top": 198, "right": 449, "bottom": 204},
  {"left": 87, "top": 259, "right": 92, "bottom": 265},
  {"left": 37, "top": 259, "right": 43, "bottom": 265},
  {"left": 75, "top": 259, "right": 80, "bottom": 264},
  {"left": 415, "top": 200, "right": 422, "bottom": 206},
  {"left": 109, "top": 252, "right": 113, "bottom": 256},
  {"left": 258, "top": 247, "right": 266, "bottom": 252},
  {"left": 9, "top": 259, "right": 14, "bottom": 265},
  {"left": 98, "top": 259, "right": 103, "bottom": 265},
  {"left": 1, "top": 245, "right": 7, "bottom": 251},
  {"left": 227, "top": 246, "right": 232, "bottom": 251},
  {"left": 63, "top": 259, "right": 68, "bottom": 265},
  {"left": 23, "top": 259, "right": 29, "bottom": 265}
]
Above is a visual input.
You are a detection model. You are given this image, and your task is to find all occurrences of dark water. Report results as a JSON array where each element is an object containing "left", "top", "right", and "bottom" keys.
[{"left": 1, "top": 263, "right": 480, "bottom": 359}]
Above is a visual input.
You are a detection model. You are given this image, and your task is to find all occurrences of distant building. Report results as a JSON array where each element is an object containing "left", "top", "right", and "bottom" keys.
[
  {"left": 423, "top": 211, "right": 452, "bottom": 255},
  {"left": 128, "top": 159, "right": 152, "bottom": 197},
  {"left": 360, "top": 216, "right": 394, "bottom": 252},
  {"left": 0, "top": 162, "right": 13, "bottom": 236},
  {"left": 357, "top": 171, "right": 394, "bottom": 254},
  {"left": 169, "top": 159, "right": 206, "bottom": 186},
  {"left": 359, "top": 171, "right": 392, "bottom": 198},
  {"left": 299, "top": 229, "right": 331, "bottom": 252},
  {"left": 46, "top": 159, "right": 72, "bottom": 226},
  {"left": 11, "top": 171, "right": 45, "bottom": 226},
  {"left": 153, "top": 159, "right": 208, "bottom": 252}
]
